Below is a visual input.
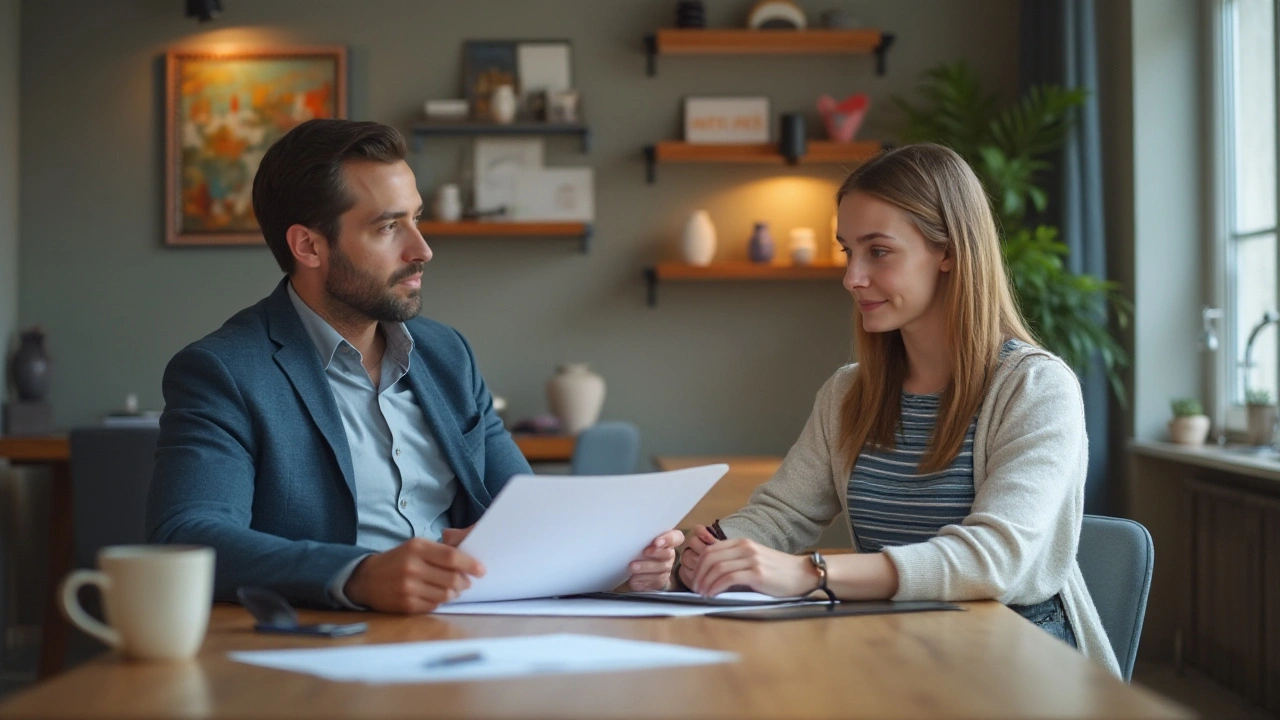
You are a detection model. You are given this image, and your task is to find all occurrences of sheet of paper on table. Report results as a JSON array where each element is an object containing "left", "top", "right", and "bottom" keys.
[
  {"left": 450, "top": 464, "right": 729, "bottom": 603},
  {"left": 435, "top": 592, "right": 819, "bottom": 617},
  {"left": 230, "top": 633, "right": 737, "bottom": 684}
]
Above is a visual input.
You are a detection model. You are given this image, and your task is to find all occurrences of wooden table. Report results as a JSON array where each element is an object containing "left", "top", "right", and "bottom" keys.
[
  {"left": 0, "top": 432, "right": 576, "bottom": 679},
  {"left": 0, "top": 602, "right": 1190, "bottom": 719},
  {"left": 659, "top": 455, "right": 782, "bottom": 529}
]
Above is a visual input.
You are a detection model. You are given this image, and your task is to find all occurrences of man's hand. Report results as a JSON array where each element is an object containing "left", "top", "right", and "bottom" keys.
[
  {"left": 626, "top": 529, "right": 685, "bottom": 591},
  {"left": 344, "top": 537, "right": 485, "bottom": 613},
  {"left": 441, "top": 524, "right": 474, "bottom": 547}
]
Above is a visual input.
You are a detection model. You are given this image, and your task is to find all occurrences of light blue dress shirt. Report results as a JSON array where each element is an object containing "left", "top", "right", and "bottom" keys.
[{"left": 287, "top": 284, "right": 458, "bottom": 607}]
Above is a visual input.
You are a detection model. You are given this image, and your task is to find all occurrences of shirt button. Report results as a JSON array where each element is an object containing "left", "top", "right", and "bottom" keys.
[
  {"left": 395, "top": 448, "right": 402, "bottom": 456},
  {"left": 400, "top": 499, "right": 408, "bottom": 509}
]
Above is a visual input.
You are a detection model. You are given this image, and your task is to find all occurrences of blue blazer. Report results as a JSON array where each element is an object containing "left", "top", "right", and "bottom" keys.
[{"left": 145, "top": 279, "right": 531, "bottom": 607}]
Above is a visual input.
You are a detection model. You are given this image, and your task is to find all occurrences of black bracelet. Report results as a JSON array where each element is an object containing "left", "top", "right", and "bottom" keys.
[{"left": 809, "top": 551, "right": 839, "bottom": 604}]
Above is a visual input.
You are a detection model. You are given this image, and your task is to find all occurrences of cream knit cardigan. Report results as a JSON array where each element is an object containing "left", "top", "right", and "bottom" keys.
[{"left": 718, "top": 344, "right": 1122, "bottom": 677}]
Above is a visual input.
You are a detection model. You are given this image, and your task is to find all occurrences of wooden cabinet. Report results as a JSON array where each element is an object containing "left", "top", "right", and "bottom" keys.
[{"left": 1185, "top": 479, "right": 1280, "bottom": 713}]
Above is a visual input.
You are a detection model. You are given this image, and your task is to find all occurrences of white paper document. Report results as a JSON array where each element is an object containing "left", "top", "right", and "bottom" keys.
[
  {"left": 451, "top": 464, "right": 728, "bottom": 603},
  {"left": 229, "top": 633, "right": 736, "bottom": 684},
  {"left": 434, "top": 593, "right": 818, "bottom": 618}
]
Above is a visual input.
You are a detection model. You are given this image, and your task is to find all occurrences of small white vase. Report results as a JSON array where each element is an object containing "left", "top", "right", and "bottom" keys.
[
  {"left": 681, "top": 210, "right": 717, "bottom": 266},
  {"left": 490, "top": 84, "right": 517, "bottom": 124},
  {"left": 433, "top": 183, "right": 461, "bottom": 222},
  {"left": 789, "top": 227, "right": 816, "bottom": 266},
  {"left": 1168, "top": 415, "right": 1210, "bottom": 446},
  {"left": 547, "top": 363, "right": 606, "bottom": 435}
]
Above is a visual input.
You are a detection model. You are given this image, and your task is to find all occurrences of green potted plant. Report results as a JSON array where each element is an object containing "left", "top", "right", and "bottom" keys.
[
  {"left": 894, "top": 62, "right": 1131, "bottom": 399},
  {"left": 1168, "top": 398, "right": 1210, "bottom": 446},
  {"left": 1245, "top": 388, "right": 1277, "bottom": 446}
]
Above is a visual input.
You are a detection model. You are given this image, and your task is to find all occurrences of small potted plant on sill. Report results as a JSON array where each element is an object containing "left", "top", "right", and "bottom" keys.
[
  {"left": 1245, "top": 388, "right": 1278, "bottom": 446},
  {"left": 1168, "top": 398, "right": 1211, "bottom": 446}
]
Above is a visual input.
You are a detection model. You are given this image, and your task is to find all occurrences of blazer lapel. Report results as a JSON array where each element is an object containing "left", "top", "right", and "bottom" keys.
[
  {"left": 405, "top": 364, "right": 486, "bottom": 506},
  {"left": 264, "top": 280, "right": 357, "bottom": 501}
]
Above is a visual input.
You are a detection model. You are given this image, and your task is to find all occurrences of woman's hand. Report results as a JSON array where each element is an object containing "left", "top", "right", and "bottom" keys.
[
  {"left": 676, "top": 525, "right": 718, "bottom": 589},
  {"left": 690, "top": 537, "right": 818, "bottom": 598}
]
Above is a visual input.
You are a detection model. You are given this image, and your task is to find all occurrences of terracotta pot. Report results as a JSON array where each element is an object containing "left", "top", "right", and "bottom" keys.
[
  {"left": 547, "top": 364, "right": 605, "bottom": 435},
  {"left": 1167, "top": 415, "right": 1210, "bottom": 446}
]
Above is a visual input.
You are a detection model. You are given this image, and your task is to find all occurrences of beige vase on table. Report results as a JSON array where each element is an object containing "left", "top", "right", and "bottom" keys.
[{"left": 547, "top": 364, "right": 606, "bottom": 435}]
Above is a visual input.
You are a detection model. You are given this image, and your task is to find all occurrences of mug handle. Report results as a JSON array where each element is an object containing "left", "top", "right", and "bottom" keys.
[{"left": 59, "top": 570, "right": 121, "bottom": 648}]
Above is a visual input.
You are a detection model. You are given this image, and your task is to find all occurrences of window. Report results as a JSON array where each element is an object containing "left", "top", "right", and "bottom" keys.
[{"left": 1217, "top": 0, "right": 1279, "bottom": 409}]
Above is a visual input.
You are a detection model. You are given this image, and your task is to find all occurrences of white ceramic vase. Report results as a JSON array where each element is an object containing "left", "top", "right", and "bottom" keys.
[
  {"left": 681, "top": 210, "right": 717, "bottom": 266},
  {"left": 433, "top": 183, "right": 462, "bottom": 222},
  {"left": 547, "top": 363, "right": 606, "bottom": 435},
  {"left": 789, "top": 227, "right": 816, "bottom": 266},
  {"left": 1168, "top": 415, "right": 1211, "bottom": 446},
  {"left": 490, "top": 85, "right": 517, "bottom": 124}
]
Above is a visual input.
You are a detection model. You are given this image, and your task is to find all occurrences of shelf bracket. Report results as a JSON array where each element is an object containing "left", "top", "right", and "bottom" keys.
[
  {"left": 581, "top": 128, "right": 592, "bottom": 153},
  {"left": 644, "top": 145, "right": 657, "bottom": 184},
  {"left": 644, "top": 267, "right": 658, "bottom": 307},
  {"left": 644, "top": 34, "right": 658, "bottom": 77},
  {"left": 580, "top": 224, "right": 593, "bottom": 254},
  {"left": 874, "top": 33, "right": 896, "bottom": 76}
]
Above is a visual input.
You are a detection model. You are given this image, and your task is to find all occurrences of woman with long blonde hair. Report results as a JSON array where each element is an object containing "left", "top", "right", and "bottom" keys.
[{"left": 675, "top": 143, "right": 1120, "bottom": 676}]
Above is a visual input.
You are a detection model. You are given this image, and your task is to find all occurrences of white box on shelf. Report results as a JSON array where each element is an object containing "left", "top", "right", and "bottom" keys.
[
  {"left": 473, "top": 138, "right": 545, "bottom": 218},
  {"left": 684, "top": 96, "right": 770, "bottom": 144},
  {"left": 423, "top": 99, "right": 469, "bottom": 120},
  {"left": 511, "top": 168, "right": 594, "bottom": 222}
]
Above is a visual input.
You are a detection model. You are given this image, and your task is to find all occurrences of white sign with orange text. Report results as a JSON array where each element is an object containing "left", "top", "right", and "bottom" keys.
[{"left": 684, "top": 96, "right": 770, "bottom": 144}]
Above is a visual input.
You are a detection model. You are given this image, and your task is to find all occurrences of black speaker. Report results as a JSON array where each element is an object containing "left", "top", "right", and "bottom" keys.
[{"left": 779, "top": 113, "right": 807, "bottom": 165}]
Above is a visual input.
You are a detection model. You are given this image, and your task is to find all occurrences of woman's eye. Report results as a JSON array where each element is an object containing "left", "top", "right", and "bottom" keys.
[{"left": 870, "top": 247, "right": 888, "bottom": 258}]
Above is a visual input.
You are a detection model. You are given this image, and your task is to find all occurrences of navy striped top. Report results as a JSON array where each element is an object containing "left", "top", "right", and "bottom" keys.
[{"left": 847, "top": 340, "right": 1020, "bottom": 552}]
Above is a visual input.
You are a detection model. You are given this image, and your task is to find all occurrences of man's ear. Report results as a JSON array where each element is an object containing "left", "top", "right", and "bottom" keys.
[{"left": 286, "top": 224, "right": 324, "bottom": 270}]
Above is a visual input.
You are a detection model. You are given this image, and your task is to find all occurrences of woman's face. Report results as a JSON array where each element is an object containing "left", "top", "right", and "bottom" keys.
[{"left": 837, "top": 191, "right": 952, "bottom": 336}]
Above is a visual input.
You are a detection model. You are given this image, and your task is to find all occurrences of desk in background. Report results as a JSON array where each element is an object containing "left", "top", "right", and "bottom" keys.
[
  {"left": 0, "top": 432, "right": 576, "bottom": 679},
  {"left": 0, "top": 601, "right": 1189, "bottom": 719}
]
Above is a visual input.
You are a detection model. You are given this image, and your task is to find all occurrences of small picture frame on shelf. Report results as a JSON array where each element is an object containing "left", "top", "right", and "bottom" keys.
[
  {"left": 516, "top": 41, "right": 572, "bottom": 120},
  {"left": 461, "top": 41, "right": 518, "bottom": 121},
  {"left": 683, "top": 96, "right": 770, "bottom": 144},
  {"left": 547, "top": 89, "right": 581, "bottom": 124},
  {"left": 462, "top": 39, "right": 575, "bottom": 123}
]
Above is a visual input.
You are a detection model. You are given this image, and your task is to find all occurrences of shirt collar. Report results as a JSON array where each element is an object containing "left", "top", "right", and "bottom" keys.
[{"left": 286, "top": 281, "right": 415, "bottom": 371}]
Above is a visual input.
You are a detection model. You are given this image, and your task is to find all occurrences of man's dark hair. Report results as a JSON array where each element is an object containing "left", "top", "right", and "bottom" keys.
[{"left": 252, "top": 119, "right": 408, "bottom": 273}]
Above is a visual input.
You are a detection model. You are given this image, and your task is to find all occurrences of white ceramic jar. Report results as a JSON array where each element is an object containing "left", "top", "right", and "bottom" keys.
[{"left": 547, "top": 364, "right": 606, "bottom": 435}]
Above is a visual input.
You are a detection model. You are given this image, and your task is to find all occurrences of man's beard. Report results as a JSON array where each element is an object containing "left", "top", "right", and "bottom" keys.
[{"left": 325, "top": 246, "right": 424, "bottom": 323}]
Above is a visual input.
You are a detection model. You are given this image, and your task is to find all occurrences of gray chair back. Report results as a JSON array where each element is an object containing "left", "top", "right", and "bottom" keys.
[
  {"left": 69, "top": 426, "right": 160, "bottom": 568},
  {"left": 570, "top": 421, "right": 640, "bottom": 475},
  {"left": 1076, "top": 514, "right": 1154, "bottom": 682}
]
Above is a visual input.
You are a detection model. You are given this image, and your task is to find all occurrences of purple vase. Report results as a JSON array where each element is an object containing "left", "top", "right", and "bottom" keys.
[
  {"left": 748, "top": 222, "right": 775, "bottom": 263},
  {"left": 11, "top": 327, "right": 51, "bottom": 402}
]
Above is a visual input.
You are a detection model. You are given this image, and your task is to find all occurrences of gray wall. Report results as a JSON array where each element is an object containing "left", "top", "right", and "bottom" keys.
[
  {"left": 18, "top": 0, "right": 1019, "bottom": 460},
  {"left": 1, "top": 0, "right": 17, "bottom": 416}
]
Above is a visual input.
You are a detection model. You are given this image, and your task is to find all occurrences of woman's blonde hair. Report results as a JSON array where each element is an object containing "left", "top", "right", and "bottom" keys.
[{"left": 837, "top": 143, "right": 1037, "bottom": 473}]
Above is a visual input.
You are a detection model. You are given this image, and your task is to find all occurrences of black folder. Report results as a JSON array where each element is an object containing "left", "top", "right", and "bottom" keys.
[{"left": 707, "top": 600, "right": 964, "bottom": 621}]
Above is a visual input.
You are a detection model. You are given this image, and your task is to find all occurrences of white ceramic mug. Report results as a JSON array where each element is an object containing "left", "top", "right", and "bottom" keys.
[{"left": 60, "top": 545, "right": 215, "bottom": 661}]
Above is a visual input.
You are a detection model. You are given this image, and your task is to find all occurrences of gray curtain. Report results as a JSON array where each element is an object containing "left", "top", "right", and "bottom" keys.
[{"left": 1020, "top": 0, "right": 1111, "bottom": 514}]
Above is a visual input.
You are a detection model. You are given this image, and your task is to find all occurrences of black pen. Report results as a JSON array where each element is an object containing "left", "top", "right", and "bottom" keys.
[
  {"left": 709, "top": 519, "right": 728, "bottom": 541},
  {"left": 423, "top": 650, "right": 484, "bottom": 668}
]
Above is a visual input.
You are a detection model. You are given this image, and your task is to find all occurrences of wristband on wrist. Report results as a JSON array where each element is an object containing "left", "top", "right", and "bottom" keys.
[{"left": 809, "top": 551, "right": 838, "bottom": 604}]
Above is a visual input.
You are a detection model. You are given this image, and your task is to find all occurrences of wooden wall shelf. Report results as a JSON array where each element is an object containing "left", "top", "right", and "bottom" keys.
[
  {"left": 644, "top": 29, "right": 895, "bottom": 76},
  {"left": 644, "top": 261, "right": 846, "bottom": 306},
  {"left": 643, "top": 141, "right": 883, "bottom": 182},
  {"left": 408, "top": 121, "right": 591, "bottom": 152},
  {"left": 418, "top": 221, "right": 594, "bottom": 253}
]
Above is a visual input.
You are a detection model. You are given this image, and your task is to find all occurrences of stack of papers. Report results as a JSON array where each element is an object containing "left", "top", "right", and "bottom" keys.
[
  {"left": 230, "top": 634, "right": 736, "bottom": 683},
  {"left": 434, "top": 591, "right": 820, "bottom": 617}
]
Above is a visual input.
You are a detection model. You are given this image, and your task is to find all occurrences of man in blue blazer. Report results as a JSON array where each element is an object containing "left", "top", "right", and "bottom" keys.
[{"left": 146, "top": 119, "right": 681, "bottom": 612}]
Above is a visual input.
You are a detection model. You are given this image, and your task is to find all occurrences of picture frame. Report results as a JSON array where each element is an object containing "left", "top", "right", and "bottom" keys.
[
  {"left": 462, "top": 39, "right": 574, "bottom": 122},
  {"left": 164, "top": 46, "right": 347, "bottom": 246}
]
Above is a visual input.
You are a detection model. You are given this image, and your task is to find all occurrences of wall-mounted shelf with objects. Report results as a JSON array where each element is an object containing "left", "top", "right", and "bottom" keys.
[
  {"left": 643, "top": 140, "right": 883, "bottom": 183},
  {"left": 643, "top": 29, "right": 895, "bottom": 76},
  {"left": 408, "top": 121, "right": 591, "bottom": 152},
  {"left": 643, "top": 261, "right": 846, "bottom": 306},
  {"left": 418, "top": 221, "right": 594, "bottom": 254}
]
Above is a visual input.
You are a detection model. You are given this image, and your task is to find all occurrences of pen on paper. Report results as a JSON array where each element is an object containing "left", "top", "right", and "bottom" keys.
[
  {"left": 423, "top": 651, "right": 484, "bottom": 668},
  {"left": 709, "top": 519, "right": 727, "bottom": 541}
]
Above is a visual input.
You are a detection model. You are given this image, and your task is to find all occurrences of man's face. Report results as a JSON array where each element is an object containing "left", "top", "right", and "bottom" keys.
[{"left": 323, "top": 160, "right": 430, "bottom": 323}]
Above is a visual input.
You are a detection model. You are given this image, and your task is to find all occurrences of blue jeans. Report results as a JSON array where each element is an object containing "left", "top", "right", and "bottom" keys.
[{"left": 1008, "top": 594, "right": 1077, "bottom": 648}]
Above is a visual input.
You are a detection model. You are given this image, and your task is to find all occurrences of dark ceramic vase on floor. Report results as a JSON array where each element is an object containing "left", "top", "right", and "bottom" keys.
[{"left": 11, "top": 327, "right": 51, "bottom": 402}]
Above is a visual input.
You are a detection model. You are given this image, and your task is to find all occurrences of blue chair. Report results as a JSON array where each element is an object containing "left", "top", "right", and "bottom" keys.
[
  {"left": 570, "top": 422, "right": 640, "bottom": 475},
  {"left": 1076, "top": 514, "right": 1154, "bottom": 682}
]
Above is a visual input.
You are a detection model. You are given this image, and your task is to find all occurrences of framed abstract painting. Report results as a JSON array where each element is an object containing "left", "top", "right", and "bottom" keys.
[{"left": 164, "top": 47, "right": 347, "bottom": 246}]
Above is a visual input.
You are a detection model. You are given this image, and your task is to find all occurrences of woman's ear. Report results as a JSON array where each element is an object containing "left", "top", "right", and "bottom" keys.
[
  {"left": 939, "top": 245, "right": 954, "bottom": 273},
  {"left": 286, "top": 224, "right": 323, "bottom": 270}
]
